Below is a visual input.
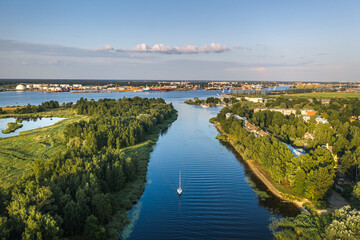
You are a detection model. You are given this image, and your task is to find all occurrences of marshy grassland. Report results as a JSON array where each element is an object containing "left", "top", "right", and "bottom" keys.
[{"left": 0, "top": 108, "right": 90, "bottom": 188}]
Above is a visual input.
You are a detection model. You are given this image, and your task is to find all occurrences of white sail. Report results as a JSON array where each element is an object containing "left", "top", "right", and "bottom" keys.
[{"left": 177, "top": 170, "right": 182, "bottom": 195}]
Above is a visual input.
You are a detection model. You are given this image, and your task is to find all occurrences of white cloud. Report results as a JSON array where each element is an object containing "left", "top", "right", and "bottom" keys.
[
  {"left": 93, "top": 45, "right": 114, "bottom": 51},
  {"left": 129, "top": 42, "right": 229, "bottom": 54}
]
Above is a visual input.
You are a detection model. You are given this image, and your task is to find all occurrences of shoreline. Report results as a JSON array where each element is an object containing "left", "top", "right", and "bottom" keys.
[
  {"left": 213, "top": 123, "right": 310, "bottom": 213},
  {"left": 107, "top": 111, "right": 178, "bottom": 239}
]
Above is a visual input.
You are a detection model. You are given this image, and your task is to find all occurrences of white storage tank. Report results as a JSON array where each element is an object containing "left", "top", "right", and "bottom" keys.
[{"left": 16, "top": 84, "right": 26, "bottom": 91}]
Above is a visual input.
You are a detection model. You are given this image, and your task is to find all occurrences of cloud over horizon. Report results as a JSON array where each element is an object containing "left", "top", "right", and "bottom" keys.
[
  {"left": 95, "top": 42, "right": 230, "bottom": 54},
  {"left": 0, "top": 39, "right": 356, "bottom": 82}
]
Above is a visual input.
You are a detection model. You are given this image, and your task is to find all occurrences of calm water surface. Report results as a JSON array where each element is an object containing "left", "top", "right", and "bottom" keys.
[
  {"left": 122, "top": 101, "right": 299, "bottom": 240},
  {"left": 0, "top": 117, "right": 65, "bottom": 138},
  {"left": 0, "top": 90, "right": 299, "bottom": 239}
]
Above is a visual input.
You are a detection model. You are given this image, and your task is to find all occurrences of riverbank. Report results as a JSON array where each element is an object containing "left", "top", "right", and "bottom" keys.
[
  {"left": 213, "top": 122, "right": 310, "bottom": 213},
  {"left": 106, "top": 112, "right": 178, "bottom": 240}
]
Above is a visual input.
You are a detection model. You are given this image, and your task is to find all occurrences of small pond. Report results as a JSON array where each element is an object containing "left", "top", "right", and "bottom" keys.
[{"left": 0, "top": 117, "right": 65, "bottom": 138}]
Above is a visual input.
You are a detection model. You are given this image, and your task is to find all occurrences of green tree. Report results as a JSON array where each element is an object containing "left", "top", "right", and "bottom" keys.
[
  {"left": 291, "top": 167, "right": 307, "bottom": 195},
  {"left": 333, "top": 135, "right": 349, "bottom": 156},
  {"left": 92, "top": 194, "right": 112, "bottom": 224},
  {"left": 63, "top": 200, "right": 80, "bottom": 235},
  {"left": 305, "top": 167, "right": 334, "bottom": 201},
  {"left": 0, "top": 216, "right": 10, "bottom": 239},
  {"left": 354, "top": 182, "right": 360, "bottom": 199},
  {"left": 325, "top": 206, "right": 360, "bottom": 239},
  {"left": 23, "top": 206, "right": 61, "bottom": 240},
  {"left": 270, "top": 212, "right": 329, "bottom": 240},
  {"left": 84, "top": 215, "right": 106, "bottom": 240}
]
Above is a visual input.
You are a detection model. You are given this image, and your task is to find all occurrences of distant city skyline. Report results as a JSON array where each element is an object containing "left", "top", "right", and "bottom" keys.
[{"left": 0, "top": 0, "right": 359, "bottom": 81}]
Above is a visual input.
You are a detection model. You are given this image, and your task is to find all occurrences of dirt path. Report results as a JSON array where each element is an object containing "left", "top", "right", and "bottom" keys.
[
  {"left": 328, "top": 191, "right": 349, "bottom": 210},
  {"left": 246, "top": 160, "right": 309, "bottom": 213}
]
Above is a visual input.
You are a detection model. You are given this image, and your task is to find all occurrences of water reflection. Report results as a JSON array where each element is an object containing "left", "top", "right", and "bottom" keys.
[
  {"left": 0, "top": 117, "right": 65, "bottom": 138},
  {"left": 218, "top": 139, "right": 300, "bottom": 217}
]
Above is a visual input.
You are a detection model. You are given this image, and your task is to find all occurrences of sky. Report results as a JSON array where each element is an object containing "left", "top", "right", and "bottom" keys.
[{"left": 0, "top": 0, "right": 359, "bottom": 81}]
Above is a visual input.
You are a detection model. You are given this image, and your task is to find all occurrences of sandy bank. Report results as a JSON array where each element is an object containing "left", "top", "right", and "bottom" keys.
[{"left": 214, "top": 123, "right": 310, "bottom": 213}]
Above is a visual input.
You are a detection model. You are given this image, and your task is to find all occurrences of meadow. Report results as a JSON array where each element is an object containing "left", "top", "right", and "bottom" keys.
[{"left": 269, "top": 91, "right": 360, "bottom": 99}]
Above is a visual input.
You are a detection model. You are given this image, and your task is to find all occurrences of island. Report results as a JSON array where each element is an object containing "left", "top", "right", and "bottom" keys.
[
  {"left": 184, "top": 96, "right": 238, "bottom": 107},
  {"left": 1, "top": 120, "right": 23, "bottom": 134}
]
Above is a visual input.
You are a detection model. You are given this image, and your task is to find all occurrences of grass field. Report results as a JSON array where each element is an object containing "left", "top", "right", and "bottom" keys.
[
  {"left": 269, "top": 91, "right": 360, "bottom": 99},
  {"left": 0, "top": 108, "right": 90, "bottom": 188}
]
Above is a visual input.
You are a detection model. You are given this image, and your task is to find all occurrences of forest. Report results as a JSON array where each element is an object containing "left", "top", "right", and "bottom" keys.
[
  {"left": 213, "top": 97, "right": 360, "bottom": 238},
  {"left": 0, "top": 97, "right": 176, "bottom": 239},
  {"left": 214, "top": 97, "right": 360, "bottom": 207}
]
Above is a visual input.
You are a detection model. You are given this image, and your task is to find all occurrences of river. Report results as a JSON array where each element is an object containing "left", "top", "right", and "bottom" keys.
[{"left": 0, "top": 90, "right": 299, "bottom": 239}]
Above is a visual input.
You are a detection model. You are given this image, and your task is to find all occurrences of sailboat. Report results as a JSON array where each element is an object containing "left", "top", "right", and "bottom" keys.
[{"left": 177, "top": 170, "right": 183, "bottom": 196}]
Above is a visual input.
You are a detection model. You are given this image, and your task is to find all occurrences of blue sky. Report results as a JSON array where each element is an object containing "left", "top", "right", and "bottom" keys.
[{"left": 0, "top": 0, "right": 359, "bottom": 81}]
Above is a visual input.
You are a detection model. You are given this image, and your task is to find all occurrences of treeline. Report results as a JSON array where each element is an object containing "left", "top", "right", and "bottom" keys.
[
  {"left": 266, "top": 97, "right": 314, "bottom": 109},
  {"left": 13, "top": 101, "right": 60, "bottom": 114},
  {"left": 0, "top": 97, "right": 176, "bottom": 239},
  {"left": 0, "top": 101, "right": 74, "bottom": 115},
  {"left": 185, "top": 97, "right": 237, "bottom": 105}
]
